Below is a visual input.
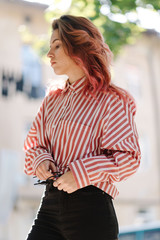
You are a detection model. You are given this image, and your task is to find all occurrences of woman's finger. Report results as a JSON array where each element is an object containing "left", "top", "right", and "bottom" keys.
[
  {"left": 57, "top": 184, "right": 63, "bottom": 191},
  {"left": 36, "top": 160, "right": 55, "bottom": 179},
  {"left": 49, "top": 162, "right": 57, "bottom": 173},
  {"left": 36, "top": 170, "right": 46, "bottom": 180}
]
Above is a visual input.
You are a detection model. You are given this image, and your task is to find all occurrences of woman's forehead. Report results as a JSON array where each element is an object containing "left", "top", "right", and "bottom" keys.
[{"left": 50, "top": 29, "right": 60, "bottom": 44}]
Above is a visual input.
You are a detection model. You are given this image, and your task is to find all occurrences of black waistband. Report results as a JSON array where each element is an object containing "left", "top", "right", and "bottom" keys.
[{"left": 46, "top": 183, "right": 112, "bottom": 200}]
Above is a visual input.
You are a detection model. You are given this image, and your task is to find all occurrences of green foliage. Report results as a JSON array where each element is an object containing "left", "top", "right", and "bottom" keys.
[
  {"left": 31, "top": 0, "right": 160, "bottom": 59},
  {"left": 135, "top": 0, "right": 160, "bottom": 10},
  {"left": 110, "top": 0, "right": 137, "bottom": 13}
]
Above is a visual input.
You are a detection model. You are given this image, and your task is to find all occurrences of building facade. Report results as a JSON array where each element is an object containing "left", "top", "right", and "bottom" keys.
[{"left": 113, "top": 30, "right": 160, "bottom": 226}]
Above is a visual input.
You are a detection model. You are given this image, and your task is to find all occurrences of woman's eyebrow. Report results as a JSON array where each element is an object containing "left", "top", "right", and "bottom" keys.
[{"left": 50, "top": 38, "right": 60, "bottom": 47}]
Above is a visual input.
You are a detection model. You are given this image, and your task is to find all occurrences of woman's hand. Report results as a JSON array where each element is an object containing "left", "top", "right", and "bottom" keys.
[
  {"left": 35, "top": 160, "right": 57, "bottom": 180},
  {"left": 53, "top": 171, "right": 78, "bottom": 194}
]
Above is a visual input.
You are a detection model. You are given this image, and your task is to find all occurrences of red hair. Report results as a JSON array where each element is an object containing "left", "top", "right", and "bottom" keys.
[{"left": 51, "top": 15, "right": 135, "bottom": 104}]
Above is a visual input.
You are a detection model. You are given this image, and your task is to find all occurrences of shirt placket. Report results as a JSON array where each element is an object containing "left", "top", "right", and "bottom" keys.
[{"left": 59, "top": 89, "right": 75, "bottom": 121}]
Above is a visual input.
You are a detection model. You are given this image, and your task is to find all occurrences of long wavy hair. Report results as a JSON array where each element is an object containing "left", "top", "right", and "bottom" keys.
[{"left": 51, "top": 15, "right": 134, "bottom": 103}]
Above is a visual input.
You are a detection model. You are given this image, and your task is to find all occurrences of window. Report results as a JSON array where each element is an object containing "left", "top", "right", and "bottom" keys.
[{"left": 21, "top": 45, "right": 45, "bottom": 98}]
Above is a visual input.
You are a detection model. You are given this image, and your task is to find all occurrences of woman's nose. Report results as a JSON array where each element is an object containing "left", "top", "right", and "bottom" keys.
[
  {"left": 47, "top": 49, "right": 54, "bottom": 58},
  {"left": 47, "top": 50, "right": 51, "bottom": 58}
]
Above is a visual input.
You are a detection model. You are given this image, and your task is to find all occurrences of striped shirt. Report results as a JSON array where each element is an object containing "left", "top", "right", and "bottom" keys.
[{"left": 23, "top": 77, "right": 141, "bottom": 199}]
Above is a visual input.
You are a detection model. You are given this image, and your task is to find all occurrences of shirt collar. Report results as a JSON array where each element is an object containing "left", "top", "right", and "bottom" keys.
[{"left": 63, "top": 76, "right": 86, "bottom": 93}]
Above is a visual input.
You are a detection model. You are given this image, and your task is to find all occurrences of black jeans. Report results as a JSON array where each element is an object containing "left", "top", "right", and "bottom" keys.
[{"left": 27, "top": 185, "right": 119, "bottom": 240}]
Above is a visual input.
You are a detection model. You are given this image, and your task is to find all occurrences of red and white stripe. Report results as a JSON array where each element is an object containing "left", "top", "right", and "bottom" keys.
[{"left": 23, "top": 77, "right": 141, "bottom": 199}]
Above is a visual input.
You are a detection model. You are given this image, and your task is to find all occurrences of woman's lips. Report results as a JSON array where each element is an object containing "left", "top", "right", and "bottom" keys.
[{"left": 51, "top": 61, "right": 56, "bottom": 66}]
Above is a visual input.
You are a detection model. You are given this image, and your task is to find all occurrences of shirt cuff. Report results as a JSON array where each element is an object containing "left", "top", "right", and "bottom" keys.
[
  {"left": 32, "top": 153, "right": 54, "bottom": 174},
  {"left": 69, "top": 160, "right": 91, "bottom": 188}
]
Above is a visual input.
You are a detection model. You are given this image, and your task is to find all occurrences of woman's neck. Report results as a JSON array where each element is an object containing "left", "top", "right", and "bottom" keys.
[{"left": 67, "top": 67, "right": 86, "bottom": 84}]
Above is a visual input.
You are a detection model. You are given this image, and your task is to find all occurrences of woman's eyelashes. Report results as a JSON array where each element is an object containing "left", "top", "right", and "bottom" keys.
[{"left": 55, "top": 44, "right": 60, "bottom": 50}]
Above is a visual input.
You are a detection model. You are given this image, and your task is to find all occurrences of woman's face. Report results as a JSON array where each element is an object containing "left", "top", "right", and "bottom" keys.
[{"left": 47, "top": 29, "right": 77, "bottom": 76}]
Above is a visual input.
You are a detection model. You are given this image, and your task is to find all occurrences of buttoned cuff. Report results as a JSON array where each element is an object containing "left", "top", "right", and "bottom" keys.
[
  {"left": 33, "top": 153, "right": 54, "bottom": 174},
  {"left": 69, "top": 160, "right": 91, "bottom": 189}
]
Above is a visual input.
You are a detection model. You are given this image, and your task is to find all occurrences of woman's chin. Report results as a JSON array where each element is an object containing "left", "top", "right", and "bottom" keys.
[
  {"left": 54, "top": 71, "right": 62, "bottom": 76},
  {"left": 54, "top": 71, "right": 66, "bottom": 76},
  {"left": 52, "top": 68, "right": 62, "bottom": 75}
]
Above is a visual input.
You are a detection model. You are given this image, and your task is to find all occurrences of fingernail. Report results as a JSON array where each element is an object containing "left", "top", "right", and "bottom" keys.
[{"left": 53, "top": 182, "right": 57, "bottom": 187}]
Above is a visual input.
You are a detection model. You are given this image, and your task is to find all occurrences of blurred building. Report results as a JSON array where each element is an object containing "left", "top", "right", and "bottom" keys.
[
  {"left": 0, "top": 0, "right": 160, "bottom": 239},
  {"left": 113, "top": 30, "right": 160, "bottom": 227},
  {"left": 0, "top": 0, "right": 52, "bottom": 239}
]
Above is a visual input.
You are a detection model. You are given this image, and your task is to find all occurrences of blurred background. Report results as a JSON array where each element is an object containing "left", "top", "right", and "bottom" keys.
[{"left": 0, "top": 0, "right": 160, "bottom": 239}]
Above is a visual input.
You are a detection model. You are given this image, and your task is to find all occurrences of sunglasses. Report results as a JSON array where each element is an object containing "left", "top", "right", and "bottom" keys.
[{"left": 33, "top": 172, "right": 62, "bottom": 186}]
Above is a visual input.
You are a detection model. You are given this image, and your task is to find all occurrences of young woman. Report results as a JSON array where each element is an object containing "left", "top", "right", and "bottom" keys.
[{"left": 24, "top": 15, "right": 141, "bottom": 240}]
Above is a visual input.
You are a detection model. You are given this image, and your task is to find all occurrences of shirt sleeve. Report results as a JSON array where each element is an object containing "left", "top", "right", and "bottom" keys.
[
  {"left": 69, "top": 95, "right": 141, "bottom": 189},
  {"left": 23, "top": 95, "right": 54, "bottom": 175}
]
